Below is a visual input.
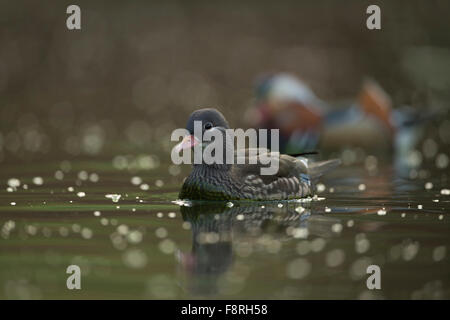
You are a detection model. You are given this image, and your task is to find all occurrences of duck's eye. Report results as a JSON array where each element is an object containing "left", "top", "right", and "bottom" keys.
[{"left": 204, "top": 122, "right": 213, "bottom": 130}]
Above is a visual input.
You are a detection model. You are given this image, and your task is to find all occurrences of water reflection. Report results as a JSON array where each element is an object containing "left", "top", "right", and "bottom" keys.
[{"left": 176, "top": 201, "right": 340, "bottom": 296}]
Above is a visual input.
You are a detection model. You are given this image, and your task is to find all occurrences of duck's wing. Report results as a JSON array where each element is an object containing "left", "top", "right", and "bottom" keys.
[
  {"left": 232, "top": 149, "right": 341, "bottom": 184},
  {"left": 235, "top": 148, "right": 270, "bottom": 157},
  {"left": 232, "top": 150, "right": 308, "bottom": 184}
]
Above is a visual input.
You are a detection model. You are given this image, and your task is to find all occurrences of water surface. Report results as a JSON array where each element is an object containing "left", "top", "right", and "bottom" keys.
[{"left": 0, "top": 158, "right": 449, "bottom": 299}]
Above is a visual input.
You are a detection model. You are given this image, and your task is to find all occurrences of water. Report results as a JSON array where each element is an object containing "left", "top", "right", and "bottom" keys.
[
  {"left": 1, "top": 157, "right": 449, "bottom": 299},
  {"left": 1, "top": 0, "right": 450, "bottom": 301}
]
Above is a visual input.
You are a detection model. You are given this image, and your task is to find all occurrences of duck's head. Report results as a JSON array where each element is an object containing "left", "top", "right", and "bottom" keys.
[{"left": 174, "top": 108, "right": 230, "bottom": 153}]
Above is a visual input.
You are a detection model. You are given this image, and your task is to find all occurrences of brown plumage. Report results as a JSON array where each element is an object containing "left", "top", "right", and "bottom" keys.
[{"left": 175, "top": 108, "right": 340, "bottom": 201}]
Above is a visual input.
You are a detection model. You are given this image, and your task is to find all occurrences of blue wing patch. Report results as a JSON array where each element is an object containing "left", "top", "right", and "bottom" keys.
[{"left": 300, "top": 174, "right": 311, "bottom": 186}]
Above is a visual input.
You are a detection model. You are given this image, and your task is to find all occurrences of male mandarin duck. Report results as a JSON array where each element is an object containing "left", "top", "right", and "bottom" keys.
[
  {"left": 173, "top": 108, "right": 340, "bottom": 201},
  {"left": 245, "top": 73, "right": 430, "bottom": 158}
]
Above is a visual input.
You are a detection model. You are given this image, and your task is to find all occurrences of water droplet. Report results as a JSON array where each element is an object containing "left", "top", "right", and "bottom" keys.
[
  {"left": 436, "top": 153, "right": 449, "bottom": 169},
  {"left": 89, "top": 173, "right": 99, "bottom": 183},
  {"left": 131, "top": 176, "right": 142, "bottom": 185},
  {"left": 105, "top": 194, "right": 121, "bottom": 202},
  {"left": 7, "top": 178, "right": 20, "bottom": 190},
  {"left": 54, "top": 170, "right": 64, "bottom": 180},
  {"left": 127, "top": 230, "right": 143, "bottom": 244},
  {"left": 432, "top": 246, "right": 446, "bottom": 262},
  {"left": 331, "top": 223, "right": 343, "bottom": 233},
  {"left": 81, "top": 228, "right": 93, "bottom": 239},
  {"left": 286, "top": 258, "right": 311, "bottom": 279},
  {"left": 117, "top": 224, "right": 129, "bottom": 235},
  {"left": 123, "top": 249, "right": 147, "bottom": 269},
  {"left": 316, "top": 183, "right": 326, "bottom": 193},
  {"left": 295, "top": 206, "right": 305, "bottom": 214},
  {"left": 78, "top": 171, "right": 88, "bottom": 181},
  {"left": 292, "top": 228, "right": 308, "bottom": 239},
  {"left": 155, "top": 227, "right": 168, "bottom": 238},
  {"left": 326, "top": 249, "right": 345, "bottom": 267},
  {"left": 402, "top": 241, "right": 419, "bottom": 261},
  {"left": 158, "top": 239, "right": 176, "bottom": 254},
  {"left": 296, "top": 241, "right": 310, "bottom": 255},
  {"left": 32, "top": 177, "right": 44, "bottom": 185},
  {"left": 139, "top": 184, "right": 149, "bottom": 191},
  {"left": 311, "top": 238, "right": 326, "bottom": 252}
]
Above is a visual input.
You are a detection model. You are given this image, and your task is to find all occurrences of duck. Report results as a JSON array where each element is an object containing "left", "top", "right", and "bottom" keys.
[
  {"left": 246, "top": 73, "right": 436, "bottom": 158},
  {"left": 173, "top": 108, "right": 340, "bottom": 201}
]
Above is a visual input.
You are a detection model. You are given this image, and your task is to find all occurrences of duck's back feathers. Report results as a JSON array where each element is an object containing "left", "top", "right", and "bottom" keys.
[{"left": 232, "top": 150, "right": 307, "bottom": 184}]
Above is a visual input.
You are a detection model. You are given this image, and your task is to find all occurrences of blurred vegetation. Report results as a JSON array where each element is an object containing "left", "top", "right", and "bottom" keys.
[{"left": 0, "top": 0, "right": 449, "bottom": 162}]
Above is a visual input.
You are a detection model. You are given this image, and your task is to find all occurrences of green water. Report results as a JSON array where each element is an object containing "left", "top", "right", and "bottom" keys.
[
  {"left": 0, "top": 158, "right": 449, "bottom": 299},
  {"left": 1, "top": 0, "right": 450, "bottom": 301}
]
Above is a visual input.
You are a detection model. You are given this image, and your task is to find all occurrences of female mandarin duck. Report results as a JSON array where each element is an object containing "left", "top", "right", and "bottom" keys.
[{"left": 173, "top": 108, "right": 340, "bottom": 201}]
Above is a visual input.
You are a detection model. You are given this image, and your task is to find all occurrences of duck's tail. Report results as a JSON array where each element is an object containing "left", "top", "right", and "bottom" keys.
[
  {"left": 358, "top": 78, "right": 440, "bottom": 132},
  {"left": 307, "top": 159, "right": 341, "bottom": 181}
]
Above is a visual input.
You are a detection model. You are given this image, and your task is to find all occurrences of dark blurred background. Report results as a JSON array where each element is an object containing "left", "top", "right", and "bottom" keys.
[{"left": 1, "top": 0, "right": 450, "bottom": 163}]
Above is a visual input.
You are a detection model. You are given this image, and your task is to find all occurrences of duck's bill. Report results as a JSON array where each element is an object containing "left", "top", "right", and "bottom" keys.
[{"left": 173, "top": 135, "right": 200, "bottom": 153}]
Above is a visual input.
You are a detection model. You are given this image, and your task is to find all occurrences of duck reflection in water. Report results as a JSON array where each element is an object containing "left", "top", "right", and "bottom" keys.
[{"left": 175, "top": 201, "right": 340, "bottom": 296}]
